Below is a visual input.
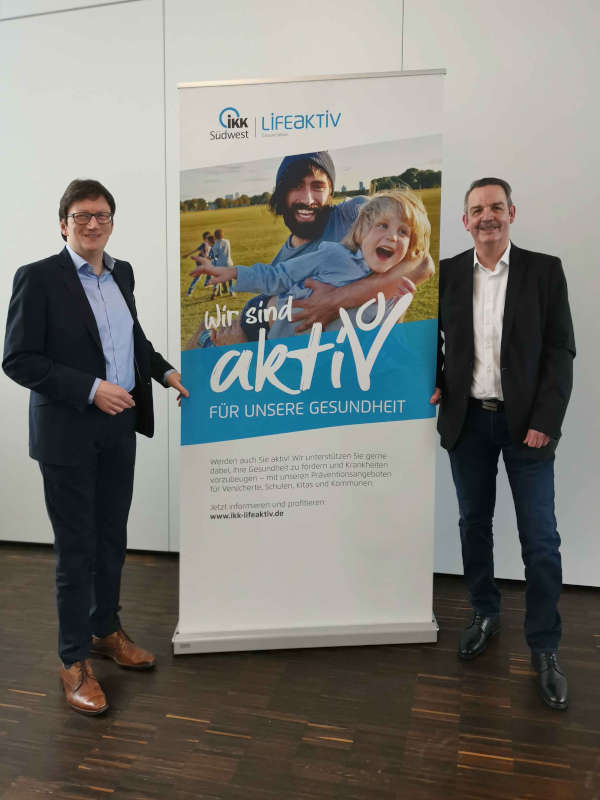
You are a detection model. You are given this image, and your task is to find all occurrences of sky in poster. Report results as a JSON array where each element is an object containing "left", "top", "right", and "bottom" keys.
[{"left": 180, "top": 134, "right": 441, "bottom": 201}]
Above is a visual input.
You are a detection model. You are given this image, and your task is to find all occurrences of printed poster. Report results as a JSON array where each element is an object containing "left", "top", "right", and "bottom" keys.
[{"left": 175, "top": 72, "right": 444, "bottom": 653}]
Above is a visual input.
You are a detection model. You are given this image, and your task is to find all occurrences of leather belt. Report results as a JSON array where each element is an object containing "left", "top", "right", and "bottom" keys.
[{"left": 469, "top": 397, "right": 505, "bottom": 412}]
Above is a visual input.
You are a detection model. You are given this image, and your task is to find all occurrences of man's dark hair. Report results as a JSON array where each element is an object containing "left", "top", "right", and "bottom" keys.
[
  {"left": 214, "top": 229, "right": 223, "bottom": 239},
  {"left": 269, "top": 160, "right": 333, "bottom": 216},
  {"left": 59, "top": 178, "right": 115, "bottom": 241},
  {"left": 464, "top": 177, "right": 513, "bottom": 213},
  {"left": 202, "top": 230, "right": 210, "bottom": 239}
]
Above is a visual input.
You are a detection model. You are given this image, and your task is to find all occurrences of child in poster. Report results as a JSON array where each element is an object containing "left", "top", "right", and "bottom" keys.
[{"left": 190, "top": 188, "right": 431, "bottom": 342}]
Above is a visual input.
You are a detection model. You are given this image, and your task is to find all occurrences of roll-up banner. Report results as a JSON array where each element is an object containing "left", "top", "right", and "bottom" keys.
[{"left": 174, "top": 71, "right": 444, "bottom": 654}]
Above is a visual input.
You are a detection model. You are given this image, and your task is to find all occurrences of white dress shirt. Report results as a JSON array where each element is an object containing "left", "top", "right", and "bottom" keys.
[{"left": 471, "top": 243, "right": 510, "bottom": 400}]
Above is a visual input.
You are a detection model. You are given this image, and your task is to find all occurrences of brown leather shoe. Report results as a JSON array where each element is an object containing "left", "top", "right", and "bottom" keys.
[
  {"left": 60, "top": 659, "right": 108, "bottom": 715},
  {"left": 90, "top": 629, "right": 156, "bottom": 670}
]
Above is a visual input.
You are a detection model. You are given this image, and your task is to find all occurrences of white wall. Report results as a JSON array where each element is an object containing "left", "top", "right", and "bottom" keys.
[
  {"left": 402, "top": 0, "right": 600, "bottom": 585},
  {"left": 0, "top": 0, "right": 171, "bottom": 550},
  {"left": 1, "top": 0, "right": 598, "bottom": 584}
]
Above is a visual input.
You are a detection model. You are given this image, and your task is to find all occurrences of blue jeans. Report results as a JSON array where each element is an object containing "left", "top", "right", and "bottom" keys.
[{"left": 448, "top": 404, "right": 562, "bottom": 652}]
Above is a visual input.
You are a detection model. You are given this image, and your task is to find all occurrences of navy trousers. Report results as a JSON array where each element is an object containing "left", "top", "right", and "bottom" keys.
[
  {"left": 39, "top": 407, "right": 136, "bottom": 666},
  {"left": 448, "top": 405, "right": 562, "bottom": 652}
]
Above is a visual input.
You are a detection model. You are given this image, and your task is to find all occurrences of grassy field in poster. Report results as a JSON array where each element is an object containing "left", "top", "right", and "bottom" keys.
[{"left": 180, "top": 187, "right": 440, "bottom": 349}]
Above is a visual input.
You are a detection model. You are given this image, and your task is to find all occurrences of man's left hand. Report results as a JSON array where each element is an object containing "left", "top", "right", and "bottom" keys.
[
  {"left": 523, "top": 429, "right": 550, "bottom": 448},
  {"left": 166, "top": 371, "right": 190, "bottom": 406},
  {"left": 291, "top": 279, "right": 340, "bottom": 333},
  {"left": 429, "top": 387, "right": 442, "bottom": 405}
]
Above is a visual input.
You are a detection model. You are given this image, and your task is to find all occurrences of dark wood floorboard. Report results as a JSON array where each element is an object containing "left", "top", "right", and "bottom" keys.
[{"left": 0, "top": 542, "right": 598, "bottom": 800}]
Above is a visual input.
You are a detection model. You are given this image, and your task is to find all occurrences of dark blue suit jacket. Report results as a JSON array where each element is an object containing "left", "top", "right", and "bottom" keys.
[{"left": 3, "top": 248, "right": 172, "bottom": 465}]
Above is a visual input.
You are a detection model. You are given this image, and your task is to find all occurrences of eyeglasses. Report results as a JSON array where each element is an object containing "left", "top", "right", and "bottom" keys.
[{"left": 67, "top": 212, "right": 113, "bottom": 225}]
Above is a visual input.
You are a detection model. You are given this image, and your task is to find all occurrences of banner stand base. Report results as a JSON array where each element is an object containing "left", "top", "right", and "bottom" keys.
[{"left": 172, "top": 616, "right": 438, "bottom": 655}]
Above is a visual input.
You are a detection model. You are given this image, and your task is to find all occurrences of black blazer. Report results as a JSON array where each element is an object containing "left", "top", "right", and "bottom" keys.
[
  {"left": 3, "top": 248, "right": 173, "bottom": 465},
  {"left": 436, "top": 243, "right": 575, "bottom": 460}
]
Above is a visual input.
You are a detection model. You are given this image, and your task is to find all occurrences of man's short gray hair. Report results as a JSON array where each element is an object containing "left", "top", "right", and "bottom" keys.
[{"left": 464, "top": 177, "right": 513, "bottom": 213}]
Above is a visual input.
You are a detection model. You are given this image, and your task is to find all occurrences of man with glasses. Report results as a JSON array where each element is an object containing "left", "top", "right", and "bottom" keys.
[{"left": 3, "top": 178, "right": 188, "bottom": 715}]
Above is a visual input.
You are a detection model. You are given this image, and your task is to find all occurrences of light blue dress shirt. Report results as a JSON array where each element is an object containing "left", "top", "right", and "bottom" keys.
[{"left": 66, "top": 245, "right": 135, "bottom": 403}]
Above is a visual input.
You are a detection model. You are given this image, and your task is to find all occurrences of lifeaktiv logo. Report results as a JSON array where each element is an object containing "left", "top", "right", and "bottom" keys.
[{"left": 209, "top": 105, "right": 342, "bottom": 142}]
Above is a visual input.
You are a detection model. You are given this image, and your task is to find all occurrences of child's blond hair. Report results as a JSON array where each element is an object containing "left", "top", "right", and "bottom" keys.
[{"left": 342, "top": 187, "right": 431, "bottom": 261}]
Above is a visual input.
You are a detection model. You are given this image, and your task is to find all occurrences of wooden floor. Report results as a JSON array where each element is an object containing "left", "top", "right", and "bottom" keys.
[{"left": 0, "top": 543, "right": 599, "bottom": 800}]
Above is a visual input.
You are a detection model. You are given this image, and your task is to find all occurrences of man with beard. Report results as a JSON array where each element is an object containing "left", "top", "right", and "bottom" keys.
[
  {"left": 232, "top": 151, "right": 367, "bottom": 341},
  {"left": 188, "top": 151, "right": 433, "bottom": 345},
  {"left": 430, "top": 177, "right": 575, "bottom": 710},
  {"left": 269, "top": 153, "right": 365, "bottom": 259}
]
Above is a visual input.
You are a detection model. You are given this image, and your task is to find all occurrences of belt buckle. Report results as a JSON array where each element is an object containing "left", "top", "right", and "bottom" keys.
[{"left": 481, "top": 399, "right": 499, "bottom": 412}]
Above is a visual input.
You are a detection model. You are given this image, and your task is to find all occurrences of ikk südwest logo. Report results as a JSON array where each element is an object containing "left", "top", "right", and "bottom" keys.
[
  {"left": 219, "top": 107, "right": 248, "bottom": 129},
  {"left": 209, "top": 106, "right": 342, "bottom": 142},
  {"left": 209, "top": 107, "right": 249, "bottom": 141}
]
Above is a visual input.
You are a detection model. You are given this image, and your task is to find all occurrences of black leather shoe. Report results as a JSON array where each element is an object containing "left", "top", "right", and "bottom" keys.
[
  {"left": 531, "top": 651, "right": 568, "bottom": 710},
  {"left": 458, "top": 614, "right": 500, "bottom": 660}
]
